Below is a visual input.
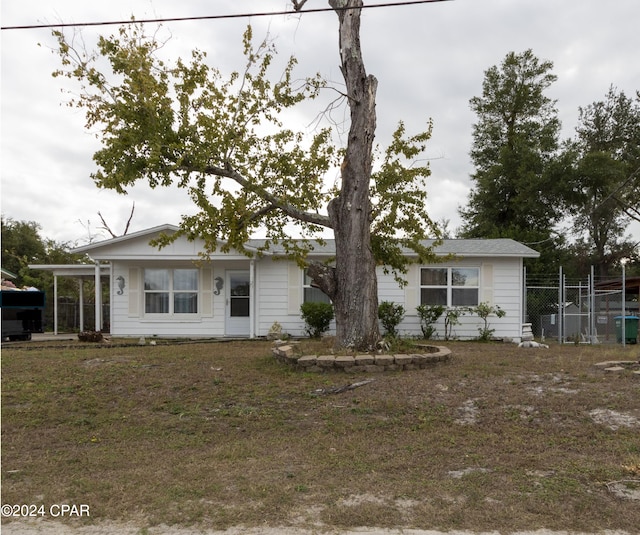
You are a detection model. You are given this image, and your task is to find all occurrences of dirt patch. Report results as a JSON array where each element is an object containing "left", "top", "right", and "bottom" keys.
[{"left": 589, "top": 408, "right": 640, "bottom": 430}]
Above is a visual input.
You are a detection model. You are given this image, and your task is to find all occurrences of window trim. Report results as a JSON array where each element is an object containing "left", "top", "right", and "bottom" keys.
[{"left": 419, "top": 266, "right": 480, "bottom": 308}]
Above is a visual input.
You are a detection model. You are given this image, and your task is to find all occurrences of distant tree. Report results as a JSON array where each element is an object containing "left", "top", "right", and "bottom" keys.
[
  {"left": 563, "top": 87, "right": 640, "bottom": 277},
  {"left": 1, "top": 216, "right": 89, "bottom": 328},
  {"left": 459, "top": 50, "right": 566, "bottom": 273},
  {"left": 1, "top": 217, "right": 46, "bottom": 281},
  {"left": 51, "top": 1, "right": 440, "bottom": 351}
]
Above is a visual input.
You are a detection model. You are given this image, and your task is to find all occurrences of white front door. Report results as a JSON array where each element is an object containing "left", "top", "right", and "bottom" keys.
[{"left": 225, "top": 270, "right": 250, "bottom": 336}]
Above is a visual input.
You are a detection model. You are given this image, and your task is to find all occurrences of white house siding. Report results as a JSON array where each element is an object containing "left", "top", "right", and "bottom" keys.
[
  {"left": 376, "top": 257, "right": 524, "bottom": 341},
  {"left": 110, "top": 260, "right": 223, "bottom": 338},
  {"left": 256, "top": 259, "right": 299, "bottom": 336},
  {"left": 254, "top": 257, "right": 525, "bottom": 341},
  {"left": 69, "top": 227, "right": 535, "bottom": 341}
]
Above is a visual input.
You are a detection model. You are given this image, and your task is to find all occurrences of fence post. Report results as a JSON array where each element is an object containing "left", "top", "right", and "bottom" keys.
[
  {"left": 622, "top": 260, "right": 626, "bottom": 347},
  {"left": 558, "top": 267, "right": 563, "bottom": 344}
]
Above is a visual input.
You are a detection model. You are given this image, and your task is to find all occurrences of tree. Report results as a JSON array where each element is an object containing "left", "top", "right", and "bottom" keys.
[
  {"left": 459, "top": 50, "right": 565, "bottom": 273},
  {"left": 564, "top": 87, "right": 640, "bottom": 276},
  {"left": 1, "top": 216, "right": 46, "bottom": 280},
  {"left": 1, "top": 216, "right": 88, "bottom": 328},
  {"left": 51, "top": 1, "right": 439, "bottom": 351}
]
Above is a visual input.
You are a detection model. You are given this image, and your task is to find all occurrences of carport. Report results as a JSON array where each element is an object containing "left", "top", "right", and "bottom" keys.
[{"left": 28, "top": 263, "right": 110, "bottom": 335}]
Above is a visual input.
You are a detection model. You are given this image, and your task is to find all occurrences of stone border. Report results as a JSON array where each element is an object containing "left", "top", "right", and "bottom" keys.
[{"left": 272, "top": 342, "right": 451, "bottom": 373}]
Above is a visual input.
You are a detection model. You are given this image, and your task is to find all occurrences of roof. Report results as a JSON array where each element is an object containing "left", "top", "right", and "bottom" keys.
[
  {"left": 72, "top": 224, "right": 181, "bottom": 254},
  {"left": 247, "top": 237, "right": 540, "bottom": 258},
  {"left": 1, "top": 268, "right": 18, "bottom": 279},
  {"left": 28, "top": 264, "right": 111, "bottom": 278},
  {"left": 69, "top": 224, "right": 539, "bottom": 260}
]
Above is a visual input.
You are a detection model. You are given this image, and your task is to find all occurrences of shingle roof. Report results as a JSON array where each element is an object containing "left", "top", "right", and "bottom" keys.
[{"left": 246, "top": 238, "right": 539, "bottom": 258}]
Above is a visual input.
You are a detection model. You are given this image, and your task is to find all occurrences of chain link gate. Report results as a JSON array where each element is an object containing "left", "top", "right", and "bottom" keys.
[{"left": 525, "top": 268, "right": 625, "bottom": 344}]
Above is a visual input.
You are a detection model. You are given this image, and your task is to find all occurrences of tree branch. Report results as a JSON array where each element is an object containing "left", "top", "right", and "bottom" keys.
[
  {"left": 292, "top": 0, "right": 310, "bottom": 11},
  {"left": 97, "top": 211, "right": 117, "bottom": 238},
  {"left": 186, "top": 162, "right": 333, "bottom": 229},
  {"left": 123, "top": 202, "right": 135, "bottom": 235}
]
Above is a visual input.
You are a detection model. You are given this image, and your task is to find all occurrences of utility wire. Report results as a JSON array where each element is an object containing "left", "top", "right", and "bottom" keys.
[{"left": 1, "top": 0, "right": 452, "bottom": 31}]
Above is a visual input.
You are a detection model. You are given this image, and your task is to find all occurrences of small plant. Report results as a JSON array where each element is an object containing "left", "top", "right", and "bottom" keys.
[
  {"left": 469, "top": 302, "right": 506, "bottom": 341},
  {"left": 378, "top": 301, "right": 405, "bottom": 338},
  {"left": 444, "top": 308, "right": 465, "bottom": 341},
  {"left": 300, "top": 302, "right": 334, "bottom": 338},
  {"left": 416, "top": 304, "right": 445, "bottom": 339}
]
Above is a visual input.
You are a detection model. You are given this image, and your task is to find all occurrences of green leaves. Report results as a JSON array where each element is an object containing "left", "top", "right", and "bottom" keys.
[
  {"left": 370, "top": 120, "right": 440, "bottom": 284},
  {"left": 52, "top": 21, "right": 439, "bottom": 282},
  {"left": 461, "top": 49, "right": 562, "bottom": 269}
]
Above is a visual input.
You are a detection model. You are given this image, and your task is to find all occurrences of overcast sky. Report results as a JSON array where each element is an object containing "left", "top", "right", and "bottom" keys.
[{"left": 2, "top": 0, "right": 639, "bottom": 246}]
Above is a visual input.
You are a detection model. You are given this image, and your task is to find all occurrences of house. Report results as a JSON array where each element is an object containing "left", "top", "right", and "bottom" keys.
[{"left": 32, "top": 224, "right": 539, "bottom": 341}]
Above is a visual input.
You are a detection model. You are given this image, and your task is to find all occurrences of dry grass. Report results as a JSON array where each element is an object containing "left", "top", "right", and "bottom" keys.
[{"left": 2, "top": 338, "right": 640, "bottom": 532}]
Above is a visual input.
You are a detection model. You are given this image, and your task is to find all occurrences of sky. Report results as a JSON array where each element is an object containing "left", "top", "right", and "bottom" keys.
[{"left": 1, "top": 0, "right": 639, "bottom": 247}]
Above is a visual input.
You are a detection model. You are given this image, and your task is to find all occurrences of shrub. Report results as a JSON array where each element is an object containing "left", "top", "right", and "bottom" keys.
[
  {"left": 416, "top": 304, "right": 445, "bottom": 339},
  {"left": 378, "top": 301, "right": 405, "bottom": 338},
  {"left": 469, "top": 302, "right": 506, "bottom": 341},
  {"left": 444, "top": 308, "right": 465, "bottom": 341},
  {"left": 300, "top": 302, "right": 334, "bottom": 338}
]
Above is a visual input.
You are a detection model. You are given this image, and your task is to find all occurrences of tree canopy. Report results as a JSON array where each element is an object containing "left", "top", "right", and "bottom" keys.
[
  {"left": 562, "top": 86, "right": 640, "bottom": 276},
  {"left": 52, "top": 1, "right": 439, "bottom": 350},
  {"left": 460, "top": 50, "right": 563, "bottom": 242}
]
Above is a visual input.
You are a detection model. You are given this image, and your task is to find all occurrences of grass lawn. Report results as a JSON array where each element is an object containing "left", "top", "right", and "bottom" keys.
[{"left": 1, "top": 338, "right": 639, "bottom": 532}]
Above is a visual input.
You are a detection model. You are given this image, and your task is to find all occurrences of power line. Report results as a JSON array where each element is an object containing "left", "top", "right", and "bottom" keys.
[{"left": 1, "top": 0, "right": 452, "bottom": 31}]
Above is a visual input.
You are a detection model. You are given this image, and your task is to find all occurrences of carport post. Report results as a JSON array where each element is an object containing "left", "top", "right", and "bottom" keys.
[
  {"left": 94, "top": 262, "right": 102, "bottom": 332},
  {"left": 53, "top": 274, "right": 58, "bottom": 336},
  {"left": 78, "top": 278, "right": 84, "bottom": 332}
]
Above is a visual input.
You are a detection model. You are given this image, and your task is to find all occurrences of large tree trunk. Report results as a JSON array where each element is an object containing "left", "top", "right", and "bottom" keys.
[{"left": 321, "top": 0, "right": 381, "bottom": 350}]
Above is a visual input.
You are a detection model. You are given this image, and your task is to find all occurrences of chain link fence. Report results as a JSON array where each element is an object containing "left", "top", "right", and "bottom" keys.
[
  {"left": 525, "top": 269, "right": 636, "bottom": 344},
  {"left": 44, "top": 299, "right": 110, "bottom": 333}
]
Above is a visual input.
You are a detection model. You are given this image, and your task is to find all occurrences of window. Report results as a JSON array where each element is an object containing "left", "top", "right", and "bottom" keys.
[
  {"left": 303, "top": 270, "right": 331, "bottom": 304},
  {"left": 420, "top": 267, "right": 479, "bottom": 307},
  {"left": 144, "top": 268, "right": 198, "bottom": 314}
]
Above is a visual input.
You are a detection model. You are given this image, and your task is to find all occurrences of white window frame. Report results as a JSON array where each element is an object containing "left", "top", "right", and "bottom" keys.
[
  {"left": 143, "top": 268, "right": 199, "bottom": 316},
  {"left": 420, "top": 266, "right": 480, "bottom": 308}
]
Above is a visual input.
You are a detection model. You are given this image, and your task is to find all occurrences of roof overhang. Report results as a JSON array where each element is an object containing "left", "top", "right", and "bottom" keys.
[{"left": 28, "top": 264, "right": 111, "bottom": 278}]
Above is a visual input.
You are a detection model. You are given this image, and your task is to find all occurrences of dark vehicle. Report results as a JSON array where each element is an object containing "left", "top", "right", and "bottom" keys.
[{"left": 1, "top": 290, "right": 45, "bottom": 341}]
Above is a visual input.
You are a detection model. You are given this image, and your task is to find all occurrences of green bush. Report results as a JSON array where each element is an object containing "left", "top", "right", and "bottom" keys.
[
  {"left": 469, "top": 302, "right": 506, "bottom": 341},
  {"left": 416, "top": 304, "right": 445, "bottom": 339},
  {"left": 378, "top": 301, "right": 405, "bottom": 338},
  {"left": 300, "top": 302, "right": 334, "bottom": 338}
]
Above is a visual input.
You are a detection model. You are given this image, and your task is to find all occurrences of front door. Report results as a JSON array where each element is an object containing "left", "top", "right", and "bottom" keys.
[{"left": 225, "top": 270, "right": 250, "bottom": 336}]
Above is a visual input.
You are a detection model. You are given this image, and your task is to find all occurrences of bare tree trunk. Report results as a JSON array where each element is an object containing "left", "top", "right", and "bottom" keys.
[{"left": 326, "top": 0, "right": 380, "bottom": 350}]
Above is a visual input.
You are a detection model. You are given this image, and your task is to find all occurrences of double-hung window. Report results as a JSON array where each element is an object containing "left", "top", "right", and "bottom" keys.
[
  {"left": 144, "top": 268, "right": 198, "bottom": 314},
  {"left": 303, "top": 269, "right": 331, "bottom": 304},
  {"left": 420, "top": 267, "right": 479, "bottom": 307}
]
